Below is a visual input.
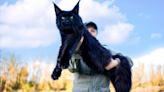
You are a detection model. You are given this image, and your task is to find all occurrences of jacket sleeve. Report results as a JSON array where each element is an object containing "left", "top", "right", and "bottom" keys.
[
  {"left": 68, "top": 54, "right": 81, "bottom": 73},
  {"left": 68, "top": 54, "right": 97, "bottom": 75}
]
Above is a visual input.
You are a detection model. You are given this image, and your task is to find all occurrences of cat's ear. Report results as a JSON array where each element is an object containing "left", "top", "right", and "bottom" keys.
[
  {"left": 53, "top": 2, "right": 62, "bottom": 16},
  {"left": 72, "top": 0, "right": 80, "bottom": 14}
]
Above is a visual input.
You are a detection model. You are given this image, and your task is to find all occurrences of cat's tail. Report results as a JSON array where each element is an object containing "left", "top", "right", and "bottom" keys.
[{"left": 109, "top": 53, "right": 133, "bottom": 92}]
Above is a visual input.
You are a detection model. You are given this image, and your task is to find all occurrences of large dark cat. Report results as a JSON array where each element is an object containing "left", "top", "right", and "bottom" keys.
[
  {"left": 51, "top": 1, "right": 84, "bottom": 80},
  {"left": 51, "top": 1, "right": 133, "bottom": 92}
]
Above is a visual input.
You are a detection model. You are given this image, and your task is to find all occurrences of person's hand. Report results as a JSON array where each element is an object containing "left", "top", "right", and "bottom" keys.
[{"left": 105, "top": 58, "right": 120, "bottom": 70}]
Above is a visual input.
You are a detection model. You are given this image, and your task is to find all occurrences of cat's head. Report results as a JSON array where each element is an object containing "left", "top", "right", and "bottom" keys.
[{"left": 53, "top": 1, "right": 83, "bottom": 34}]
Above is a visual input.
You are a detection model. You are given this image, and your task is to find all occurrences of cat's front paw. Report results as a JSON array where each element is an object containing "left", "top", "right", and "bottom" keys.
[
  {"left": 51, "top": 67, "right": 62, "bottom": 80},
  {"left": 51, "top": 74, "right": 59, "bottom": 80}
]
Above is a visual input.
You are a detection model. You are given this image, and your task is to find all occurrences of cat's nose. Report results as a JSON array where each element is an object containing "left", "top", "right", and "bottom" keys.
[
  {"left": 64, "top": 22, "right": 71, "bottom": 26},
  {"left": 65, "top": 20, "right": 70, "bottom": 24}
]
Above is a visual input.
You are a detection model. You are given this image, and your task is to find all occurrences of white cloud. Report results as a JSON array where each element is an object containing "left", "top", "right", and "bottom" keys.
[
  {"left": 0, "top": 25, "right": 56, "bottom": 48},
  {"left": 0, "top": 0, "right": 58, "bottom": 48},
  {"left": 53, "top": 0, "right": 134, "bottom": 45},
  {"left": 134, "top": 48, "right": 164, "bottom": 66},
  {"left": 98, "top": 22, "right": 134, "bottom": 44},
  {"left": 0, "top": 0, "right": 134, "bottom": 48},
  {"left": 55, "top": 0, "right": 126, "bottom": 22}
]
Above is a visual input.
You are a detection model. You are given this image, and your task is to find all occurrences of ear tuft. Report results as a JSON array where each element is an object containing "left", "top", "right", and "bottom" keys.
[
  {"left": 72, "top": 0, "right": 80, "bottom": 14},
  {"left": 53, "top": 2, "right": 62, "bottom": 16}
]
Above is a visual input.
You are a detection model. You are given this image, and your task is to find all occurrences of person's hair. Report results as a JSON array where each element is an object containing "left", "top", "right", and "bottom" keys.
[{"left": 85, "top": 21, "right": 98, "bottom": 31}]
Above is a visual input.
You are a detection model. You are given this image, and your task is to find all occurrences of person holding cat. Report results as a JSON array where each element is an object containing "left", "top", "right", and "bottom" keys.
[
  {"left": 69, "top": 22, "right": 120, "bottom": 92},
  {"left": 52, "top": 1, "right": 133, "bottom": 91}
]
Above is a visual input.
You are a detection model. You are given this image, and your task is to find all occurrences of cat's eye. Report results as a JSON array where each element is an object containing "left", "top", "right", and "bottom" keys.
[
  {"left": 70, "top": 16, "right": 74, "bottom": 20},
  {"left": 61, "top": 17, "right": 65, "bottom": 20}
]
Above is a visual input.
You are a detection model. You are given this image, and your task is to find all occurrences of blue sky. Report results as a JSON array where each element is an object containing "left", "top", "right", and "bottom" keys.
[
  {"left": 114, "top": 0, "right": 164, "bottom": 56},
  {"left": 0, "top": 0, "right": 164, "bottom": 65}
]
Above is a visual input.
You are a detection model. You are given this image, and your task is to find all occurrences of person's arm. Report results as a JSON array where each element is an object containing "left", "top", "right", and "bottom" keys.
[
  {"left": 105, "top": 52, "right": 133, "bottom": 70},
  {"left": 103, "top": 50, "right": 120, "bottom": 70}
]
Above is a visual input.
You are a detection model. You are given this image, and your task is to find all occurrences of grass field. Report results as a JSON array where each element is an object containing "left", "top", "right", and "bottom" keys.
[{"left": 0, "top": 56, "right": 164, "bottom": 92}]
